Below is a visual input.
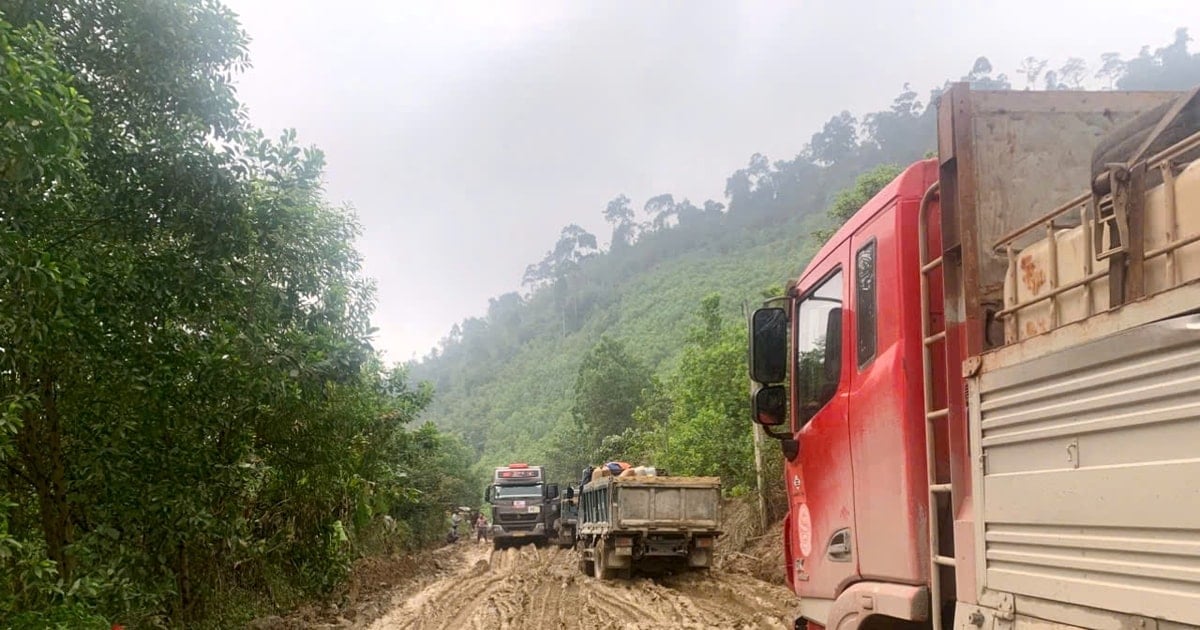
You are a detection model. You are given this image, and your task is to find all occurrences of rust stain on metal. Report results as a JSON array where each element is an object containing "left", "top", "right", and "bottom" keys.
[
  {"left": 1019, "top": 254, "right": 1046, "bottom": 295},
  {"left": 1024, "top": 321, "right": 1048, "bottom": 337}
]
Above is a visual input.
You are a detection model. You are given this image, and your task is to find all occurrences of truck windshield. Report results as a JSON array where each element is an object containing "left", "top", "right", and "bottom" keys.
[
  {"left": 493, "top": 485, "right": 543, "bottom": 500},
  {"left": 796, "top": 270, "right": 843, "bottom": 425}
]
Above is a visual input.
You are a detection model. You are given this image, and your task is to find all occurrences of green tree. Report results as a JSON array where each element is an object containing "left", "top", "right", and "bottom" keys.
[
  {"left": 1017, "top": 57, "right": 1050, "bottom": 89},
  {"left": 1095, "top": 52, "right": 1126, "bottom": 89},
  {"left": 1118, "top": 28, "right": 1200, "bottom": 90},
  {"left": 644, "top": 193, "right": 678, "bottom": 230},
  {"left": 0, "top": 4, "right": 475, "bottom": 627},
  {"left": 964, "top": 56, "right": 1011, "bottom": 89},
  {"left": 0, "top": 16, "right": 102, "bottom": 627},
  {"left": 571, "top": 337, "right": 651, "bottom": 461},
  {"left": 813, "top": 163, "right": 905, "bottom": 241},
  {"left": 1056, "top": 57, "right": 1088, "bottom": 89},
  {"left": 810, "top": 111, "right": 859, "bottom": 166},
  {"left": 862, "top": 84, "right": 934, "bottom": 165},
  {"left": 523, "top": 224, "right": 600, "bottom": 290},
  {"left": 635, "top": 295, "right": 755, "bottom": 490},
  {"left": 604, "top": 194, "right": 638, "bottom": 248}
]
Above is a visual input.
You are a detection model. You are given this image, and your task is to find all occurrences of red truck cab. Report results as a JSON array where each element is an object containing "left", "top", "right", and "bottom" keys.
[{"left": 754, "top": 160, "right": 945, "bottom": 625}]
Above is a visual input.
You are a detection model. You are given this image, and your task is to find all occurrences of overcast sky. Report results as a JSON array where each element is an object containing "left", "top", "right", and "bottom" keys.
[{"left": 223, "top": 0, "right": 1198, "bottom": 362}]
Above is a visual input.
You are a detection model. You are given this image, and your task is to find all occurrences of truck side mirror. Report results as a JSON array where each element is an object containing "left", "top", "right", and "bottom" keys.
[
  {"left": 749, "top": 307, "right": 788, "bottom": 384},
  {"left": 752, "top": 384, "right": 788, "bottom": 427},
  {"left": 484, "top": 485, "right": 493, "bottom": 502},
  {"left": 547, "top": 484, "right": 559, "bottom": 499}
]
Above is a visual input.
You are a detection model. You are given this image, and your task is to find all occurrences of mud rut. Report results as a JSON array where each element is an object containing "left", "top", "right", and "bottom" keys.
[{"left": 368, "top": 542, "right": 795, "bottom": 630}]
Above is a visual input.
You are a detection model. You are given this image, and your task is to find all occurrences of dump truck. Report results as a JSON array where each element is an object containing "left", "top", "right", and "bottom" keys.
[
  {"left": 747, "top": 84, "right": 1200, "bottom": 629},
  {"left": 485, "top": 463, "right": 562, "bottom": 549},
  {"left": 576, "top": 474, "right": 721, "bottom": 579}
]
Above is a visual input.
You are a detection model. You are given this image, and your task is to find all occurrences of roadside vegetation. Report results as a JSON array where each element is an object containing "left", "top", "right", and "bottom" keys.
[{"left": 0, "top": 4, "right": 477, "bottom": 627}]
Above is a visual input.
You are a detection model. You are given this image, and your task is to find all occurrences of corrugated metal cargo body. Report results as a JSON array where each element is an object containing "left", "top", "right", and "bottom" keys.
[
  {"left": 969, "top": 315, "right": 1200, "bottom": 627},
  {"left": 960, "top": 87, "right": 1200, "bottom": 628},
  {"left": 746, "top": 84, "right": 1200, "bottom": 630},
  {"left": 946, "top": 86, "right": 1200, "bottom": 629}
]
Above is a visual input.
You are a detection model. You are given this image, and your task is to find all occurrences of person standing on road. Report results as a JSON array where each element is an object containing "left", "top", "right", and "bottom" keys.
[
  {"left": 450, "top": 510, "right": 462, "bottom": 535},
  {"left": 475, "top": 514, "right": 489, "bottom": 543}
]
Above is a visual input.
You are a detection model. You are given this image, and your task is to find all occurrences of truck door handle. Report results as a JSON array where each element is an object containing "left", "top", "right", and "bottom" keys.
[{"left": 827, "top": 528, "right": 852, "bottom": 562}]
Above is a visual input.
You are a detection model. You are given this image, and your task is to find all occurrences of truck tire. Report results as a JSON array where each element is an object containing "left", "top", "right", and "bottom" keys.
[
  {"left": 592, "top": 544, "right": 610, "bottom": 580},
  {"left": 578, "top": 556, "right": 593, "bottom": 575},
  {"left": 592, "top": 544, "right": 631, "bottom": 580}
]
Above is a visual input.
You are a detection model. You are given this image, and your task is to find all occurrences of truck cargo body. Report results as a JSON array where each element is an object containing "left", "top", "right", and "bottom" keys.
[
  {"left": 747, "top": 85, "right": 1200, "bottom": 629},
  {"left": 577, "top": 476, "right": 721, "bottom": 579}
]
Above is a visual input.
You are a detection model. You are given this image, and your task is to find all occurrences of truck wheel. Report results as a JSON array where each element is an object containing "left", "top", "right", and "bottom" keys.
[
  {"left": 592, "top": 545, "right": 630, "bottom": 580},
  {"left": 592, "top": 545, "right": 609, "bottom": 579},
  {"left": 578, "top": 556, "right": 593, "bottom": 575}
]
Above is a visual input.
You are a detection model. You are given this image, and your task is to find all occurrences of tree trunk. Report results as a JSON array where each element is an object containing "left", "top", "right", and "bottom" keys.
[
  {"left": 752, "top": 424, "right": 768, "bottom": 534},
  {"left": 16, "top": 371, "right": 72, "bottom": 578},
  {"left": 177, "top": 541, "right": 193, "bottom": 618}
]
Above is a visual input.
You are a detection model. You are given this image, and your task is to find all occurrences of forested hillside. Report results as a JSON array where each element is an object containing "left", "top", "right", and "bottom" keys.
[{"left": 410, "top": 29, "right": 1200, "bottom": 489}]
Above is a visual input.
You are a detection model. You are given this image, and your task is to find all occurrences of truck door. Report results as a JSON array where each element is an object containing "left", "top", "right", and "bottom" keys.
[
  {"left": 787, "top": 251, "right": 860, "bottom": 598},
  {"left": 846, "top": 202, "right": 931, "bottom": 585}
]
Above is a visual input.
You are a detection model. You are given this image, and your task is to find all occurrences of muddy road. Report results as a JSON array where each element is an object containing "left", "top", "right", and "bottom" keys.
[{"left": 367, "top": 541, "right": 795, "bottom": 630}]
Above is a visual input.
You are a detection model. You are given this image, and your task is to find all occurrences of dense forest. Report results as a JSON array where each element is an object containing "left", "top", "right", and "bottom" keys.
[
  {"left": 0, "top": 3, "right": 478, "bottom": 628},
  {"left": 410, "top": 29, "right": 1200, "bottom": 499},
  {"left": 3, "top": 1, "right": 1200, "bottom": 626}
]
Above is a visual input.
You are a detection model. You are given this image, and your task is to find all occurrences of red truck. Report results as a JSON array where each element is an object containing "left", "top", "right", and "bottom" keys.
[{"left": 749, "top": 84, "right": 1200, "bottom": 629}]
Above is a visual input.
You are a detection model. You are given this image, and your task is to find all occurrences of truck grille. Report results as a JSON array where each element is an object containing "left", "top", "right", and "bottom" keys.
[{"left": 498, "top": 512, "right": 538, "bottom": 524}]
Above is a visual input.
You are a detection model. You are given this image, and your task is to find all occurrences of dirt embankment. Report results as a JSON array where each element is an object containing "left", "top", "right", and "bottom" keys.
[{"left": 716, "top": 499, "right": 787, "bottom": 586}]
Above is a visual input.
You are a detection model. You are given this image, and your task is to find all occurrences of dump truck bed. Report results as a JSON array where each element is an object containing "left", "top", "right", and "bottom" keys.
[{"left": 578, "top": 476, "right": 721, "bottom": 534}]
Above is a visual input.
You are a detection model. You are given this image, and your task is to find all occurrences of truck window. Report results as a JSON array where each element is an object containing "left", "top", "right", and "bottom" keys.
[
  {"left": 796, "top": 269, "right": 843, "bottom": 425},
  {"left": 855, "top": 240, "right": 877, "bottom": 368},
  {"left": 493, "top": 485, "right": 544, "bottom": 499}
]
